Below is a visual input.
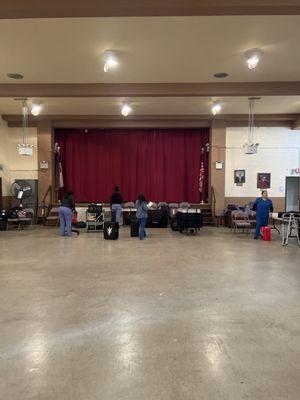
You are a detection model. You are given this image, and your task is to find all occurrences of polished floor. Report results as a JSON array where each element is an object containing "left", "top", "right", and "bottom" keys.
[{"left": 0, "top": 226, "right": 299, "bottom": 400}]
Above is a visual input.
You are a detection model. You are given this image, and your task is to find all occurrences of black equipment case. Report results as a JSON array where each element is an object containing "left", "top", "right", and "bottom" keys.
[
  {"left": 170, "top": 218, "right": 179, "bottom": 231},
  {"left": 0, "top": 209, "right": 7, "bottom": 231},
  {"left": 146, "top": 208, "right": 169, "bottom": 228},
  {"left": 124, "top": 211, "right": 136, "bottom": 225},
  {"left": 130, "top": 219, "right": 139, "bottom": 237},
  {"left": 177, "top": 209, "right": 202, "bottom": 235},
  {"left": 104, "top": 221, "right": 119, "bottom": 240}
]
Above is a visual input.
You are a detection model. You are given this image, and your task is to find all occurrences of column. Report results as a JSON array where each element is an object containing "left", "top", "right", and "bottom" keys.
[
  {"left": 37, "top": 120, "right": 54, "bottom": 204},
  {"left": 210, "top": 120, "right": 226, "bottom": 215}
]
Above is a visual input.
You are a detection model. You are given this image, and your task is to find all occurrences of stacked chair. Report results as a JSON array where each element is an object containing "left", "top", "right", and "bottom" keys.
[
  {"left": 231, "top": 210, "right": 254, "bottom": 234},
  {"left": 45, "top": 207, "right": 60, "bottom": 226}
]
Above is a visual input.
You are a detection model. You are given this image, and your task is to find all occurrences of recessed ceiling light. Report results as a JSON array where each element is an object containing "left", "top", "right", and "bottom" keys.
[
  {"left": 103, "top": 50, "right": 118, "bottom": 73},
  {"left": 245, "top": 49, "right": 262, "bottom": 70},
  {"left": 214, "top": 72, "right": 228, "bottom": 79},
  {"left": 31, "top": 103, "right": 42, "bottom": 116},
  {"left": 121, "top": 103, "right": 132, "bottom": 117},
  {"left": 7, "top": 73, "right": 24, "bottom": 80},
  {"left": 211, "top": 101, "right": 222, "bottom": 116}
]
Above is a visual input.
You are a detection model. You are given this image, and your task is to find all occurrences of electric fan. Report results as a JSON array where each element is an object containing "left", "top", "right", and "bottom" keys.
[{"left": 10, "top": 180, "right": 33, "bottom": 208}]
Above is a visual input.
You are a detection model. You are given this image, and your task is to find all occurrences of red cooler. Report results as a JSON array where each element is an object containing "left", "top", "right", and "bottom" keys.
[{"left": 261, "top": 226, "right": 271, "bottom": 241}]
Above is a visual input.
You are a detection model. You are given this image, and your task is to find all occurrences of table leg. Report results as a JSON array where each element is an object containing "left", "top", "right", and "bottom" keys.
[{"left": 271, "top": 219, "right": 280, "bottom": 234}]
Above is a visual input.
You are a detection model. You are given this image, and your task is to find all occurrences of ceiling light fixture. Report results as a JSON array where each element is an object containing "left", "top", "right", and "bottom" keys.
[
  {"left": 243, "top": 96, "right": 261, "bottom": 154},
  {"left": 16, "top": 99, "right": 35, "bottom": 156},
  {"left": 7, "top": 73, "right": 24, "bottom": 80},
  {"left": 245, "top": 49, "right": 262, "bottom": 70},
  {"left": 103, "top": 50, "right": 118, "bottom": 73},
  {"left": 121, "top": 103, "right": 132, "bottom": 117},
  {"left": 214, "top": 72, "right": 228, "bottom": 79},
  {"left": 31, "top": 103, "right": 42, "bottom": 116},
  {"left": 211, "top": 101, "right": 222, "bottom": 116}
]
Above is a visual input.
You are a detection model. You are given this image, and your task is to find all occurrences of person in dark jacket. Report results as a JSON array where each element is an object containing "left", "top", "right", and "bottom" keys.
[
  {"left": 252, "top": 190, "right": 273, "bottom": 239},
  {"left": 136, "top": 193, "right": 148, "bottom": 240},
  {"left": 110, "top": 186, "right": 123, "bottom": 225},
  {"left": 59, "top": 191, "right": 75, "bottom": 237}
]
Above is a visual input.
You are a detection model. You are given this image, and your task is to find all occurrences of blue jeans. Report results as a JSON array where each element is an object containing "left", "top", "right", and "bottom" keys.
[
  {"left": 111, "top": 204, "right": 122, "bottom": 224},
  {"left": 59, "top": 206, "right": 73, "bottom": 237},
  {"left": 138, "top": 218, "right": 147, "bottom": 239},
  {"left": 255, "top": 216, "right": 269, "bottom": 238}
]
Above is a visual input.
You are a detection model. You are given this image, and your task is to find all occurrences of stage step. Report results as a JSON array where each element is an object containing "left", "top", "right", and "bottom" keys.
[{"left": 201, "top": 207, "right": 214, "bottom": 226}]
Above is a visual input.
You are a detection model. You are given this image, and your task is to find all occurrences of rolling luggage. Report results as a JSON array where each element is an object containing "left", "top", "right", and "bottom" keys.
[
  {"left": 170, "top": 218, "right": 179, "bottom": 231},
  {"left": 177, "top": 209, "right": 202, "bottom": 235},
  {"left": 124, "top": 211, "right": 136, "bottom": 225},
  {"left": 0, "top": 209, "right": 7, "bottom": 231},
  {"left": 146, "top": 208, "right": 168, "bottom": 228},
  {"left": 261, "top": 226, "right": 271, "bottom": 241},
  {"left": 104, "top": 221, "right": 119, "bottom": 240},
  {"left": 130, "top": 219, "right": 139, "bottom": 237}
]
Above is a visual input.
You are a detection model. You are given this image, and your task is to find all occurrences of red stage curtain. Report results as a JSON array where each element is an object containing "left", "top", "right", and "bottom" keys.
[{"left": 55, "top": 128, "right": 209, "bottom": 203}]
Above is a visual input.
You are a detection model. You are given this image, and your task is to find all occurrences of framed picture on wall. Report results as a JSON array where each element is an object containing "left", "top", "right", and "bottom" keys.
[
  {"left": 257, "top": 173, "right": 271, "bottom": 189},
  {"left": 234, "top": 169, "right": 246, "bottom": 184}
]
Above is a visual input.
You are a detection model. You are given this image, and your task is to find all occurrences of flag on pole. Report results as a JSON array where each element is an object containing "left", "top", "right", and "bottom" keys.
[
  {"left": 199, "top": 160, "right": 205, "bottom": 202},
  {"left": 55, "top": 143, "right": 64, "bottom": 189},
  {"left": 58, "top": 161, "right": 64, "bottom": 189}
]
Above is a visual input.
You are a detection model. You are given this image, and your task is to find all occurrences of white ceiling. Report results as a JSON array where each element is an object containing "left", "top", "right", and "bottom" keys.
[
  {"left": 0, "top": 16, "right": 300, "bottom": 84},
  {"left": 0, "top": 96, "right": 299, "bottom": 115}
]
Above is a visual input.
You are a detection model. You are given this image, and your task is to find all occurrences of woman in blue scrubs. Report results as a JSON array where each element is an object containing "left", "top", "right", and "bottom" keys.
[{"left": 252, "top": 190, "right": 273, "bottom": 239}]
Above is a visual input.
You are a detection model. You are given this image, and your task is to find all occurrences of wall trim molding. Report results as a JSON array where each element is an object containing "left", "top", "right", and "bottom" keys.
[
  {"left": 2, "top": 114, "right": 299, "bottom": 129},
  {"left": 1, "top": 82, "right": 300, "bottom": 98},
  {"left": 225, "top": 196, "right": 285, "bottom": 211},
  {"left": 1, "top": 0, "right": 300, "bottom": 19}
]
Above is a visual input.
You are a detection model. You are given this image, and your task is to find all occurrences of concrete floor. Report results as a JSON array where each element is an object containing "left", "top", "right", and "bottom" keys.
[{"left": 0, "top": 226, "right": 299, "bottom": 400}]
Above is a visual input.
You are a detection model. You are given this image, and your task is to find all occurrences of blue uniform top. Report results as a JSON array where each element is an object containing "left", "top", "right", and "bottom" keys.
[{"left": 253, "top": 197, "right": 273, "bottom": 219}]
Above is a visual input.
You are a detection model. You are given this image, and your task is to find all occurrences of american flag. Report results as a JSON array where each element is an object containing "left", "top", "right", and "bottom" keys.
[
  {"left": 199, "top": 160, "right": 205, "bottom": 201},
  {"left": 55, "top": 143, "right": 64, "bottom": 189}
]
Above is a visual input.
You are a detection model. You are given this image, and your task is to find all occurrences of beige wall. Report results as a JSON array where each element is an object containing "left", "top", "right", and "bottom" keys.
[
  {"left": 225, "top": 126, "right": 300, "bottom": 212},
  {"left": 37, "top": 121, "right": 54, "bottom": 203},
  {"left": 210, "top": 121, "right": 226, "bottom": 214},
  {"left": 209, "top": 125, "right": 300, "bottom": 214},
  {"left": 225, "top": 127, "right": 300, "bottom": 198},
  {"left": 0, "top": 116, "right": 38, "bottom": 196}
]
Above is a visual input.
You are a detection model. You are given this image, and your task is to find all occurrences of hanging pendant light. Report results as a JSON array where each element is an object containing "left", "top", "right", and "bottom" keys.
[
  {"left": 243, "top": 97, "right": 260, "bottom": 154},
  {"left": 16, "top": 98, "right": 35, "bottom": 156}
]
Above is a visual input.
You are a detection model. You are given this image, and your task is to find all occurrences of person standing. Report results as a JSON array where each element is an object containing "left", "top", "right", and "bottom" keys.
[
  {"left": 252, "top": 190, "right": 273, "bottom": 239},
  {"left": 110, "top": 186, "right": 123, "bottom": 225},
  {"left": 59, "top": 191, "right": 75, "bottom": 237},
  {"left": 136, "top": 193, "right": 148, "bottom": 240}
]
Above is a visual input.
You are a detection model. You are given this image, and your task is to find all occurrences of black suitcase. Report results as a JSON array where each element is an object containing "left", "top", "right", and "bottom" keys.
[
  {"left": 146, "top": 209, "right": 168, "bottom": 228},
  {"left": 104, "top": 221, "right": 119, "bottom": 240},
  {"left": 170, "top": 219, "right": 179, "bottom": 231},
  {"left": 130, "top": 219, "right": 139, "bottom": 237},
  {"left": 124, "top": 211, "right": 136, "bottom": 225},
  {"left": 0, "top": 220, "right": 7, "bottom": 230},
  {"left": 0, "top": 209, "right": 7, "bottom": 231},
  {"left": 177, "top": 209, "right": 202, "bottom": 234}
]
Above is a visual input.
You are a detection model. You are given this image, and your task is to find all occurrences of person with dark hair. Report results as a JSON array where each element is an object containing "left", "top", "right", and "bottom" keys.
[
  {"left": 110, "top": 185, "right": 123, "bottom": 225},
  {"left": 136, "top": 193, "right": 149, "bottom": 240},
  {"left": 252, "top": 190, "right": 273, "bottom": 239},
  {"left": 59, "top": 191, "right": 75, "bottom": 237}
]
